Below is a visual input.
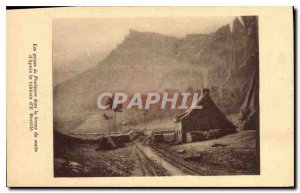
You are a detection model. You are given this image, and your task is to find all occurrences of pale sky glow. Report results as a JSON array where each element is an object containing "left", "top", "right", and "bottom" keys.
[{"left": 53, "top": 17, "right": 235, "bottom": 71}]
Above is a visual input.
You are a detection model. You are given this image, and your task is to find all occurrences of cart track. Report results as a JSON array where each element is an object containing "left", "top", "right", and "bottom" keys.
[
  {"left": 135, "top": 144, "right": 158, "bottom": 176},
  {"left": 151, "top": 146, "right": 207, "bottom": 176}
]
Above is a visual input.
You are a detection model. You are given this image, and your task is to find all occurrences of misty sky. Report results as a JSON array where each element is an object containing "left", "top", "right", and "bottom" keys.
[{"left": 52, "top": 17, "right": 235, "bottom": 85}]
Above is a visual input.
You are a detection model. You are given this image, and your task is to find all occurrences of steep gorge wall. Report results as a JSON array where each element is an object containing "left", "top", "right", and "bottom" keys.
[{"left": 54, "top": 17, "right": 258, "bottom": 133}]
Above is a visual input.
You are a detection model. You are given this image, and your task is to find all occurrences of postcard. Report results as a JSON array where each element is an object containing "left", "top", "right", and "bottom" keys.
[{"left": 7, "top": 7, "right": 294, "bottom": 187}]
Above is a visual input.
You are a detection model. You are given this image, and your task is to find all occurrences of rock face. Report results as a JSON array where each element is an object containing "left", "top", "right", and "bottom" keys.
[
  {"left": 240, "top": 72, "right": 259, "bottom": 130},
  {"left": 239, "top": 16, "right": 259, "bottom": 130},
  {"left": 54, "top": 17, "right": 259, "bottom": 133}
]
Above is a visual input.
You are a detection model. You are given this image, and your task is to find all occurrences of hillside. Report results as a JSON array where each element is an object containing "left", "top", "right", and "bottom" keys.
[
  {"left": 156, "top": 130, "right": 259, "bottom": 175},
  {"left": 54, "top": 18, "right": 256, "bottom": 134}
]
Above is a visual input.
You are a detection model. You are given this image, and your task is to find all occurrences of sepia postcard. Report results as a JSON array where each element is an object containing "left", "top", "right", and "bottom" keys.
[{"left": 7, "top": 7, "right": 294, "bottom": 187}]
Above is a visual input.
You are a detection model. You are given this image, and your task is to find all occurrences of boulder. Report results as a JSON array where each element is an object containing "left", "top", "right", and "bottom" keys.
[
  {"left": 184, "top": 154, "right": 203, "bottom": 162},
  {"left": 176, "top": 149, "right": 186, "bottom": 154},
  {"left": 212, "top": 143, "right": 229, "bottom": 147}
]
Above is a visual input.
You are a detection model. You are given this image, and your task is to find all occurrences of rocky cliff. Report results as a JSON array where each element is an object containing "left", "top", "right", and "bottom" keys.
[{"left": 54, "top": 17, "right": 258, "bottom": 133}]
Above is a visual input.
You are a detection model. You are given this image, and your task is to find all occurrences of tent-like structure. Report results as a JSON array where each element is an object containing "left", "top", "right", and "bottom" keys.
[{"left": 175, "top": 88, "right": 236, "bottom": 143}]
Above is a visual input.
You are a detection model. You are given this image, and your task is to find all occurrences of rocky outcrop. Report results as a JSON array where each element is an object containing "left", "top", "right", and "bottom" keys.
[
  {"left": 240, "top": 71, "right": 259, "bottom": 130},
  {"left": 239, "top": 16, "right": 259, "bottom": 130},
  {"left": 54, "top": 130, "right": 83, "bottom": 157},
  {"left": 54, "top": 17, "right": 259, "bottom": 133}
]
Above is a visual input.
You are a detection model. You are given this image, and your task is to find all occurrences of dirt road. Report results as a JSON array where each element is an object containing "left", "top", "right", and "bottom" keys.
[
  {"left": 135, "top": 142, "right": 187, "bottom": 176},
  {"left": 55, "top": 135, "right": 194, "bottom": 177}
]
